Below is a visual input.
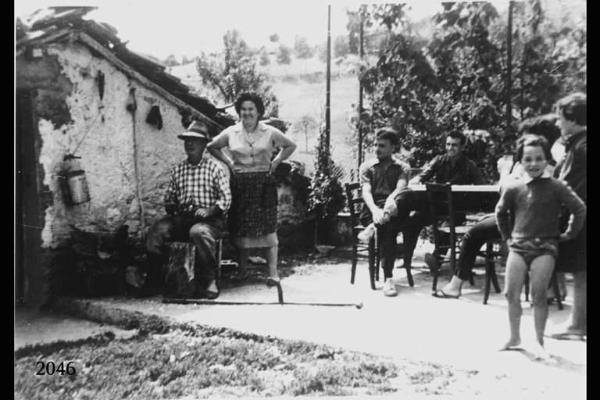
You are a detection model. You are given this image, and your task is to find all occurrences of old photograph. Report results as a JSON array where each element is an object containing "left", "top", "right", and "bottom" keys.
[{"left": 15, "top": 0, "right": 586, "bottom": 398}]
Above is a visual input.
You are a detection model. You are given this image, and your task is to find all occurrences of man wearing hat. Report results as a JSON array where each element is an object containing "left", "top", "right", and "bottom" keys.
[{"left": 146, "top": 120, "right": 232, "bottom": 299}]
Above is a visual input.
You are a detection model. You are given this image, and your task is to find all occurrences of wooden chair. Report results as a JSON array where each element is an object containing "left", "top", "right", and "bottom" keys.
[
  {"left": 167, "top": 230, "right": 228, "bottom": 291},
  {"left": 482, "top": 240, "right": 503, "bottom": 304},
  {"left": 344, "top": 182, "right": 379, "bottom": 290},
  {"left": 214, "top": 231, "right": 228, "bottom": 286},
  {"left": 344, "top": 182, "right": 413, "bottom": 289},
  {"left": 425, "top": 183, "right": 499, "bottom": 295}
]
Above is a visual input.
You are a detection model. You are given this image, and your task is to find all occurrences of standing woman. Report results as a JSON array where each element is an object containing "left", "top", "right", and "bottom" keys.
[{"left": 207, "top": 92, "right": 297, "bottom": 283}]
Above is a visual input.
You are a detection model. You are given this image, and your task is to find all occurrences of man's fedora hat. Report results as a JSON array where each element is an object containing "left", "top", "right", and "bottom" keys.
[{"left": 178, "top": 121, "right": 211, "bottom": 141}]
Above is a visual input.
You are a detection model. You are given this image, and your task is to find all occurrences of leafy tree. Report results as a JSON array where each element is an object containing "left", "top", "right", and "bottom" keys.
[
  {"left": 509, "top": 0, "right": 586, "bottom": 119},
  {"left": 307, "top": 126, "right": 345, "bottom": 246},
  {"left": 360, "top": 3, "right": 506, "bottom": 179},
  {"left": 269, "top": 33, "right": 280, "bottom": 42},
  {"left": 294, "top": 36, "right": 314, "bottom": 59},
  {"left": 333, "top": 35, "right": 350, "bottom": 58},
  {"left": 291, "top": 115, "right": 318, "bottom": 152},
  {"left": 317, "top": 43, "right": 328, "bottom": 63},
  {"left": 259, "top": 48, "right": 271, "bottom": 66},
  {"left": 196, "top": 30, "right": 278, "bottom": 116},
  {"left": 277, "top": 44, "right": 292, "bottom": 64},
  {"left": 357, "top": 1, "right": 585, "bottom": 182},
  {"left": 346, "top": 6, "right": 405, "bottom": 57}
]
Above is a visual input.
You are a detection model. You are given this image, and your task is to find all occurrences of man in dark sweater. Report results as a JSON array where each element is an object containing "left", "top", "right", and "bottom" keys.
[
  {"left": 410, "top": 131, "right": 485, "bottom": 186},
  {"left": 549, "top": 92, "right": 587, "bottom": 340},
  {"left": 393, "top": 131, "right": 485, "bottom": 273}
]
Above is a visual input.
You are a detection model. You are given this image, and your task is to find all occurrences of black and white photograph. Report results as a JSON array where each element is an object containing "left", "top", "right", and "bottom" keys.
[{"left": 15, "top": 0, "right": 586, "bottom": 398}]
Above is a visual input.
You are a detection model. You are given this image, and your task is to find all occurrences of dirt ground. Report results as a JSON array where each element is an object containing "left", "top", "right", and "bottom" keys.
[{"left": 15, "top": 246, "right": 586, "bottom": 399}]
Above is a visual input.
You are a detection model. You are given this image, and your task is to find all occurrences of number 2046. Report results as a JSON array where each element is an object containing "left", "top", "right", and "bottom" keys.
[{"left": 36, "top": 361, "right": 76, "bottom": 376}]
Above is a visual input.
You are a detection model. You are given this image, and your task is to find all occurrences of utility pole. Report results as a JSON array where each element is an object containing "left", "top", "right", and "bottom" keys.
[
  {"left": 506, "top": 1, "right": 514, "bottom": 134},
  {"left": 325, "top": 4, "right": 331, "bottom": 150},
  {"left": 357, "top": 6, "right": 365, "bottom": 170}
]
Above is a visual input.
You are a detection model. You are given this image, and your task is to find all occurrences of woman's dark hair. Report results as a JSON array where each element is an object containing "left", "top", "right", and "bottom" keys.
[
  {"left": 376, "top": 127, "right": 400, "bottom": 148},
  {"left": 446, "top": 130, "right": 467, "bottom": 145},
  {"left": 234, "top": 92, "right": 265, "bottom": 117},
  {"left": 518, "top": 114, "right": 561, "bottom": 147},
  {"left": 515, "top": 134, "right": 552, "bottom": 163},
  {"left": 555, "top": 92, "right": 586, "bottom": 126}
]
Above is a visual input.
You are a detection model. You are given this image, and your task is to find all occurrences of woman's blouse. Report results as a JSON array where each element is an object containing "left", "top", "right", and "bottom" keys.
[{"left": 214, "top": 122, "right": 288, "bottom": 173}]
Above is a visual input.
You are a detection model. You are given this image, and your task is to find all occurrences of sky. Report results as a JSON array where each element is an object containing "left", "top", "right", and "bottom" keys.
[
  {"left": 16, "top": 0, "right": 584, "bottom": 61},
  {"left": 15, "top": 0, "right": 515, "bottom": 59}
]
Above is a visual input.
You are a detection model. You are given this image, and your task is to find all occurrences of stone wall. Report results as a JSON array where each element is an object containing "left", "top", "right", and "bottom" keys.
[{"left": 17, "top": 42, "right": 312, "bottom": 255}]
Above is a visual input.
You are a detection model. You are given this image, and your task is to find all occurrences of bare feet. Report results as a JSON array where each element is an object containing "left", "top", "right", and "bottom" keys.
[
  {"left": 530, "top": 342, "right": 551, "bottom": 361},
  {"left": 500, "top": 338, "right": 523, "bottom": 351}
]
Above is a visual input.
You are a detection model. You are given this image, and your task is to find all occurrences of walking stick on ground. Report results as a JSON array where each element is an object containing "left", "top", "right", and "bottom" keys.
[{"left": 163, "top": 278, "right": 363, "bottom": 309}]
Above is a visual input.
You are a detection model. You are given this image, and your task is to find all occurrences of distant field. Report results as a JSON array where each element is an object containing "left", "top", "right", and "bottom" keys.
[{"left": 272, "top": 74, "right": 360, "bottom": 179}]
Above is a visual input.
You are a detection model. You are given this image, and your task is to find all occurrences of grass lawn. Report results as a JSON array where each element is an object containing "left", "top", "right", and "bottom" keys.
[{"left": 15, "top": 326, "right": 470, "bottom": 399}]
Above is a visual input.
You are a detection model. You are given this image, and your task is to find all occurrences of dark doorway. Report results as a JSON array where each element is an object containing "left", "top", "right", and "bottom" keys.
[{"left": 16, "top": 89, "right": 43, "bottom": 306}]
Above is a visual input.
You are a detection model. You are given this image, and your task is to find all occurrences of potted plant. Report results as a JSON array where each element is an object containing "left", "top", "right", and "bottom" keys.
[{"left": 307, "top": 127, "right": 346, "bottom": 254}]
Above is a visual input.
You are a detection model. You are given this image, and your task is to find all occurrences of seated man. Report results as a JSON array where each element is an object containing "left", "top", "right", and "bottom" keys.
[
  {"left": 393, "top": 130, "right": 485, "bottom": 273},
  {"left": 145, "top": 121, "right": 232, "bottom": 299},
  {"left": 359, "top": 127, "right": 410, "bottom": 297},
  {"left": 435, "top": 114, "right": 561, "bottom": 298}
]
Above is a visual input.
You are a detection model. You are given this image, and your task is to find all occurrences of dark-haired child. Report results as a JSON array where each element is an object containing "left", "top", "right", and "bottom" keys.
[{"left": 495, "top": 134, "right": 586, "bottom": 359}]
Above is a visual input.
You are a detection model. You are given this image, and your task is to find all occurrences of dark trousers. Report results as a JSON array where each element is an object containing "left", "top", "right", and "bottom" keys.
[
  {"left": 360, "top": 202, "right": 403, "bottom": 279},
  {"left": 146, "top": 215, "right": 224, "bottom": 286},
  {"left": 393, "top": 190, "right": 465, "bottom": 268},
  {"left": 454, "top": 214, "right": 500, "bottom": 280}
]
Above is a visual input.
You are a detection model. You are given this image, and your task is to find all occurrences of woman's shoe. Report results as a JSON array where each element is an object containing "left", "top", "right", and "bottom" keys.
[
  {"left": 266, "top": 277, "right": 281, "bottom": 287},
  {"left": 203, "top": 289, "right": 219, "bottom": 300}
]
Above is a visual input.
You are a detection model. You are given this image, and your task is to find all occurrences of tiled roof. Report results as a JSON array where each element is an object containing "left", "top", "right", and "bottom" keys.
[{"left": 17, "top": 7, "right": 236, "bottom": 129}]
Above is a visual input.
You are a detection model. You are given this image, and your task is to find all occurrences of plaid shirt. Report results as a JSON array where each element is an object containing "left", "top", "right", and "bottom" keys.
[{"left": 164, "top": 157, "right": 232, "bottom": 215}]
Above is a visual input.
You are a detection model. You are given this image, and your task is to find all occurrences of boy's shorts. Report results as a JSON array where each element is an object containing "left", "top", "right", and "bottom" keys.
[{"left": 508, "top": 238, "right": 558, "bottom": 267}]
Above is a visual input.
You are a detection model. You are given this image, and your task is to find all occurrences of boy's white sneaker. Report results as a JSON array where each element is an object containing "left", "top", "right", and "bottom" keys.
[{"left": 383, "top": 278, "right": 398, "bottom": 297}]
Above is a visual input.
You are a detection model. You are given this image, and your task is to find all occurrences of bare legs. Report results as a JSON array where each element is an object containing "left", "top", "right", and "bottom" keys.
[
  {"left": 529, "top": 255, "right": 555, "bottom": 359},
  {"left": 440, "top": 215, "right": 500, "bottom": 298},
  {"left": 236, "top": 246, "right": 279, "bottom": 281},
  {"left": 502, "top": 252, "right": 555, "bottom": 359},
  {"left": 266, "top": 245, "right": 280, "bottom": 280},
  {"left": 502, "top": 252, "right": 527, "bottom": 350}
]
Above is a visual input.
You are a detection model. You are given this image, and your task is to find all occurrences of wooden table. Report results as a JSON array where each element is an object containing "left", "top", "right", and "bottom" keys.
[
  {"left": 408, "top": 184, "right": 499, "bottom": 192},
  {"left": 408, "top": 184, "right": 500, "bottom": 214}
]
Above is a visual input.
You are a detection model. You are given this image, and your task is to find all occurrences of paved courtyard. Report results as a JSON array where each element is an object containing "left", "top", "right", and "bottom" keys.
[{"left": 15, "top": 244, "right": 586, "bottom": 399}]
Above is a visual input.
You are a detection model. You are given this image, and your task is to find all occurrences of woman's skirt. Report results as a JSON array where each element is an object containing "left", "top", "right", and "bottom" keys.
[
  {"left": 229, "top": 171, "right": 278, "bottom": 248},
  {"left": 556, "top": 221, "right": 586, "bottom": 273}
]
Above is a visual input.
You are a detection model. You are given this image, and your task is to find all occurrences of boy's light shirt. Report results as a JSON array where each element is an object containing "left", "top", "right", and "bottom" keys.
[{"left": 521, "top": 169, "right": 553, "bottom": 184}]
